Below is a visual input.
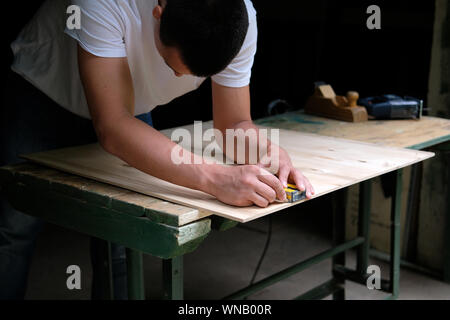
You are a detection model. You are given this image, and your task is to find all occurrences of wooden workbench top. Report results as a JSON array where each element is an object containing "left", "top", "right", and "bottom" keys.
[
  {"left": 255, "top": 112, "right": 450, "bottom": 149},
  {"left": 22, "top": 129, "right": 433, "bottom": 223},
  {"left": 1, "top": 113, "right": 447, "bottom": 227},
  {"left": 0, "top": 163, "right": 208, "bottom": 227}
]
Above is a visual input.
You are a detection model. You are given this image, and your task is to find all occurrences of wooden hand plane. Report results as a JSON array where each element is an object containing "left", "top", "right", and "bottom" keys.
[{"left": 305, "top": 83, "right": 368, "bottom": 122}]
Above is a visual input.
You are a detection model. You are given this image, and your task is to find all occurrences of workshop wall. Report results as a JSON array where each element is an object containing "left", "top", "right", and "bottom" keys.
[
  {"left": 418, "top": 0, "right": 450, "bottom": 272},
  {"left": 3, "top": 1, "right": 435, "bottom": 129},
  {"left": 152, "top": 0, "right": 435, "bottom": 129}
]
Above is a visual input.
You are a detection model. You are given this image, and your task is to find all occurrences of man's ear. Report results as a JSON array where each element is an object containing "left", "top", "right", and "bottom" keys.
[{"left": 153, "top": 4, "right": 163, "bottom": 20}]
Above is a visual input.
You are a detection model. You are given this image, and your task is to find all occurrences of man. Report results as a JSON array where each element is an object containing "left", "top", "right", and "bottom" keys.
[{"left": 1, "top": 0, "right": 314, "bottom": 299}]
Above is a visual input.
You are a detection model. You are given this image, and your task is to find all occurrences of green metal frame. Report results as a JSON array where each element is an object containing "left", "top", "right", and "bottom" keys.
[
  {"left": 223, "top": 170, "right": 404, "bottom": 300},
  {"left": 331, "top": 188, "right": 347, "bottom": 300},
  {"left": 126, "top": 249, "right": 145, "bottom": 300},
  {"left": 91, "top": 238, "right": 115, "bottom": 300},
  {"left": 0, "top": 163, "right": 406, "bottom": 300},
  {"left": 434, "top": 141, "right": 450, "bottom": 283},
  {"left": 257, "top": 111, "right": 450, "bottom": 285},
  {"left": 366, "top": 140, "right": 450, "bottom": 285},
  {"left": 0, "top": 159, "right": 432, "bottom": 300},
  {"left": 223, "top": 237, "right": 365, "bottom": 300},
  {"left": 163, "top": 257, "right": 184, "bottom": 300},
  {"left": 390, "top": 170, "right": 403, "bottom": 298},
  {"left": 0, "top": 165, "right": 209, "bottom": 300},
  {"left": 332, "top": 170, "right": 403, "bottom": 299},
  {"left": 357, "top": 180, "right": 372, "bottom": 274}
]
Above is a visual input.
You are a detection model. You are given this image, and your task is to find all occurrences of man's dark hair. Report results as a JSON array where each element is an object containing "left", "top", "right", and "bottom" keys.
[{"left": 160, "top": 0, "right": 249, "bottom": 77}]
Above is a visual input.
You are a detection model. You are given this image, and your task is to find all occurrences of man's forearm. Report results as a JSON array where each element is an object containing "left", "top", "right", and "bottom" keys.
[{"left": 99, "top": 114, "right": 215, "bottom": 194}]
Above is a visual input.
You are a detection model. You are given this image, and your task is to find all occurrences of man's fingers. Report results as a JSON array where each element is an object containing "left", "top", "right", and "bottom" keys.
[
  {"left": 293, "top": 170, "right": 306, "bottom": 192},
  {"left": 300, "top": 172, "right": 315, "bottom": 195},
  {"left": 250, "top": 192, "right": 270, "bottom": 208},
  {"left": 254, "top": 181, "right": 277, "bottom": 204},
  {"left": 277, "top": 165, "right": 290, "bottom": 188},
  {"left": 258, "top": 171, "right": 286, "bottom": 201},
  {"left": 306, "top": 178, "right": 315, "bottom": 195},
  {"left": 292, "top": 170, "right": 314, "bottom": 199}
]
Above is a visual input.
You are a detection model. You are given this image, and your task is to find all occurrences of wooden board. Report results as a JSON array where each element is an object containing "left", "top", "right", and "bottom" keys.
[
  {"left": 23, "top": 129, "right": 434, "bottom": 223},
  {"left": 0, "top": 163, "right": 208, "bottom": 227},
  {"left": 256, "top": 113, "right": 450, "bottom": 149}
]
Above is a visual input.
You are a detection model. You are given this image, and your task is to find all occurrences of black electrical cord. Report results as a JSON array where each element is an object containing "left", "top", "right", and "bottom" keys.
[
  {"left": 244, "top": 96, "right": 281, "bottom": 297},
  {"left": 266, "top": 99, "right": 295, "bottom": 116}
]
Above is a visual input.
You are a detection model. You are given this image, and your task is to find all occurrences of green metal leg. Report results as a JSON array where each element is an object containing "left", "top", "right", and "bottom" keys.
[
  {"left": 431, "top": 140, "right": 450, "bottom": 283},
  {"left": 90, "top": 238, "right": 114, "bottom": 300},
  {"left": 390, "top": 169, "right": 403, "bottom": 298},
  {"left": 224, "top": 237, "right": 364, "bottom": 300},
  {"left": 445, "top": 191, "right": 450, "bottom": 283},
  {"left": 294, "top": 279, "right": 342, "bottom": 300},
  {"left": 402, "top": 163, "right": 422, "bottom": 261},
  {"left": 357, "top": 180, "right": 372, "bottom": 276},
  {"left": 126, "top": 248, "right": 145, "bottom": 300},
  {"left": 444, "top": 143, "right": 450, "bottom": 283},
  {"left": 332, "top": 188, "right": 348, "bottom": 300},
  {"left": 163, "top": 256, "right": 184, "bottom": 300}
]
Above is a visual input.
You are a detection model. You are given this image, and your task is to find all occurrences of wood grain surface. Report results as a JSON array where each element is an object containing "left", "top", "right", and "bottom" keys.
[
  {"left": 23, "top": 128, "right": 434, "bottom": 223},
  {"left": 255, "top": 113, "right": 450, "bottom": 149}
]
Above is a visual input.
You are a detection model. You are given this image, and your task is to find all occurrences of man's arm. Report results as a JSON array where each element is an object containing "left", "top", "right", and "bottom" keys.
[
  {"left": 212, "top": 81, "right": 315, "bottom": 199},
  {"left": 77, "top": 45, "right": 209, "bottom": 189},
  {"left": 78, "top": 46, "right": 284, "bottom": 208}
]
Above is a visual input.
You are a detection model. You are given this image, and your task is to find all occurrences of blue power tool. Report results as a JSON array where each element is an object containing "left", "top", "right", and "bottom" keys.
[{"left": 358, "top": 95, "right": 424, "bottom": 120}]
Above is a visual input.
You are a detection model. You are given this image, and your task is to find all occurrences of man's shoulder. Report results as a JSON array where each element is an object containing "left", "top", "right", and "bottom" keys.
[{"left": 244, "top": 0, "right": 257, "bottom": 21}]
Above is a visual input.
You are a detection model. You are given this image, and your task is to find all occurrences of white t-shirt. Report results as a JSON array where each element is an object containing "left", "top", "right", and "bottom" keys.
[{"left": 11, "top": 0, "right": 257, "bottom": 119}]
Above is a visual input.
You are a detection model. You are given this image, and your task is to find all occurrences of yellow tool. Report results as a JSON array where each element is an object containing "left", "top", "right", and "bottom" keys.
[{"left": 284, "top": 183, "right": 306, "bottom": 203}]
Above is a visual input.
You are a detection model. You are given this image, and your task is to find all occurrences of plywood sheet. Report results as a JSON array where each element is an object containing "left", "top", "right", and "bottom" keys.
[{"left": 23, "top": 129, "right": 434, "bottom": 223}]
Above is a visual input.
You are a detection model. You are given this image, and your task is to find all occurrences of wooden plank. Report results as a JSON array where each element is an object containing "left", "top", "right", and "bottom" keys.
[
  {"left": 0, "top": 163, "right": 203, "bottom": 226},
  {"left": 0, "top": 166, "right": 211, "bottom": 258},
  {"left": 255, "top": 113, "right": 450, "bottom": 149},
  {"left": 113, "top": 195, "right": 209, "bottom": 226},
  {"left": 22, "top": 129, "right": 434, "bottom": 223}
]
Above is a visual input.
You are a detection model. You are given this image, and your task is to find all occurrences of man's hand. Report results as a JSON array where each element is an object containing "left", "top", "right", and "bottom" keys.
[
  {"left": 211, "top": 81, "right": 315, "bottom": 204},
  {"left": 204, "top": 164, "right": 287, "bottom": 208},
  {"left": 259, "top": 144, "right": 315, "bottom": 199}
]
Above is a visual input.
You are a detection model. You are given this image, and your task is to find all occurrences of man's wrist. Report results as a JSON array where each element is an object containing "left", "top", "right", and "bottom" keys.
[{"left": 194, "top": 163, "right": 218, "bottom": 196}]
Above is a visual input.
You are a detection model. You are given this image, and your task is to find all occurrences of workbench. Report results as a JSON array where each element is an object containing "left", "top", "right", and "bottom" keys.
[
  {"left": 0, "top": 112, "right": 448, "bottom": 300},
  {"left": 256, "top": 111, "right": 450, "bottom": 284}
]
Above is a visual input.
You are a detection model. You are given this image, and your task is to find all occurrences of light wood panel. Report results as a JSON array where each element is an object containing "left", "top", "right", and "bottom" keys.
[
  {"left": 255, "top": 113, "right": 450, "bottom": 149},
  {"left": 23, "top": 129, "right": 434, "bottom": 223}
]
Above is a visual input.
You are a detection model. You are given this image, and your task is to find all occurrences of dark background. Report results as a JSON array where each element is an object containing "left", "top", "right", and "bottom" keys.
[
  {"left": 152, "top": 0, "right": 436, "bottom": 129},
  {"left": 3, "top": 0, "right": 435, "bottom": 130},
  {"left": 0, "top": 0, "right": 443, "bottom": 299}
]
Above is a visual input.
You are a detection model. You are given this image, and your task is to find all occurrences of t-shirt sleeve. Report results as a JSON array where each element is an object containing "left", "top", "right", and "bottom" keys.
[
  {"left": 211, "top": 0, "right": 258, "bottom": 88},
  {"left": 64, "top": 0, "right": 127, "bottom": 58}
]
